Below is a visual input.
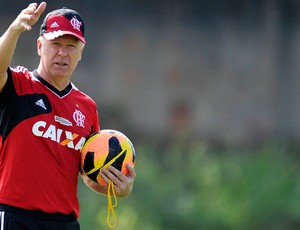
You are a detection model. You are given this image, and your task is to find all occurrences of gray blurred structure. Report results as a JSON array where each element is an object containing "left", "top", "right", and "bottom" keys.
[{"left": 1, "top": 0, "right": 300, "bottom": 146}]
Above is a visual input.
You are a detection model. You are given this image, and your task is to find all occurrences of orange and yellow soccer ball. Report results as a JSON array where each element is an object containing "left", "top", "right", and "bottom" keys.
[{"left": 81, "top": 129, "right": 136, "bottom": 185}]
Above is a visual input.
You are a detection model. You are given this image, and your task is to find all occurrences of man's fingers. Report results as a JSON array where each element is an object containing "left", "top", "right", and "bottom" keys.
[
  {"left": 126, "top": 164, "right": 136, "bottom": 179},
  {"left": 34, "top": 2, "right": 47, "bottom": 17}
]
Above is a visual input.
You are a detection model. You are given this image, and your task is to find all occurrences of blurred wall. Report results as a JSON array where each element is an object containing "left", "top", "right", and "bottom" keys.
[{"left": 1, "top": 0, "right": 300, "bottom": 147}]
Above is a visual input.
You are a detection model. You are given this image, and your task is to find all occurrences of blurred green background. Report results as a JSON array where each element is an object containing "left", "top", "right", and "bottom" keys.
[
  {"left": 2, "top": 0, "right": 300, "bottom": 229},
  {"left": 78, "top": 144, "right": 300, "bottom": 230}
]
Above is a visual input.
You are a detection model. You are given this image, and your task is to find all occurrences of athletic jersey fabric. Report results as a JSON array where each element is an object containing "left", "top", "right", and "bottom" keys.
[{"left": 0, "top": 66, "right": 100, "bottom": 218}]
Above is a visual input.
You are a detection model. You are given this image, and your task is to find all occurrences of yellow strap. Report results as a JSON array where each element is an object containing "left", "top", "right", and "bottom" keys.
[
  {"left": 99, "top": 149, "right": 125, "bottom": 227},
  {"left": 107, "top": 180, "right": 118, "bottom": 228}
]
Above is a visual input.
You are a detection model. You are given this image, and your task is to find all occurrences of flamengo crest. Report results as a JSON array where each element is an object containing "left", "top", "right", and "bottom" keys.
[
  {"left": 70, "top": 17, "right": 82, "bottom": 31},
  {"left": 73, "top": 109, "right": 85, "bottom": 128}
]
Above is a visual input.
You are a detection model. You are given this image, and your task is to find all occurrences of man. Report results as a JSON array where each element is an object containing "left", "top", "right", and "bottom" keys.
[{"left": 0, "top": 2, "right": 136, "bottom": 229}]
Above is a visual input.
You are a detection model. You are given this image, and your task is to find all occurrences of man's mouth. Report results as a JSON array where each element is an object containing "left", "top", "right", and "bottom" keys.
[{"left": 55, "top": 62, "right": 68, "bottom": 66}]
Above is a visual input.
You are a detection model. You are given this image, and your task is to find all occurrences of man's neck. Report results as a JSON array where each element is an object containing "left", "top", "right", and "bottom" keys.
[{"left": 36, "top": 67, "right": 71, "bottom": 91}]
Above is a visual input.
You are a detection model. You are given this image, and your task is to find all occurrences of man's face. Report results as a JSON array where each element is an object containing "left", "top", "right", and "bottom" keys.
[{"left": 37, "top": 35, "right": 84, "bottom": 80}]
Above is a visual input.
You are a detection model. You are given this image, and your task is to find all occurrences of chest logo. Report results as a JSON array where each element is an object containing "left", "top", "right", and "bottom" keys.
[
  {"left": 73, "top": 109, "right": 85, "bottom": 128},
  {"left": 55, "top": 116, "right": 72, "bottom": 126}
]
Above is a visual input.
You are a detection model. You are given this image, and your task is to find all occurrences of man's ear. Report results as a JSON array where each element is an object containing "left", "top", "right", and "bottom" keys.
[
  {"left": 37, "top": 37, "right": 42, "bottom": 56},
  {"left": 79, "top": 43, "right": 85, "bottom": 61}
]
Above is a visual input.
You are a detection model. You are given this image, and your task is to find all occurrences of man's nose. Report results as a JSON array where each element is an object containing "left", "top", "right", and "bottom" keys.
[{"left": 58, "top": 46, "right": 67, "bottom": 56}]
